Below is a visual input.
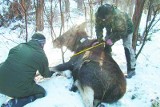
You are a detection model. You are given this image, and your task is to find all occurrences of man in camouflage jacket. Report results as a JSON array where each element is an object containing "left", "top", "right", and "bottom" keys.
[
  {"left": 0, "top": 33, "right": 54, "bottom": 107},
  {"left": 95, "top": 4, "right": 136, "bottom": 78}
]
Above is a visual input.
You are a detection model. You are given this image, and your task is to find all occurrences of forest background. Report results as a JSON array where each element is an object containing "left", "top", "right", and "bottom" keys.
[{"left": 0, "top": 0, "right": 160, "bottom": 107}]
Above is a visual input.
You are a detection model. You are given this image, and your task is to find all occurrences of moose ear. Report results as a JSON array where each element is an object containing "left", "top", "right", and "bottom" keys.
[{"left": 77, "top": 22, "right": 86, "bottom": 33}]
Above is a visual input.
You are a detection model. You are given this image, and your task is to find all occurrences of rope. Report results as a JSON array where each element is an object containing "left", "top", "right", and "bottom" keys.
[{"left": 71, "top": 42, "right": 105, "bottom": 57}]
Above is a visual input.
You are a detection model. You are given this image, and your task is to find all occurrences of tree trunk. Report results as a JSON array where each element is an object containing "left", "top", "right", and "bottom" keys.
[
  {"left": 77, "top": 0, "right": 83, "bottom": 10},
  {"left": 19, "top": 0, "right": 32, "bottom": 11},
  {"left": 65, "top": 0, "right": 70, "bottom": 13},
  {"left": 36, "top": 0, "right": 44, "bottom": 31},
  {"left": 20, "top": 0, "right": 29, "bottom": 42},
  {"left": 113, "top": 0, "right": 118, "bottom": 6},
  {"left": 88, "top": 0, "right": 94, "bottom": 36},
  {"left": 136, "top": 0, "right": 160, "bottom": 59},
  {"left": 132, "top": 0, "right": 146, "bottom": 52},
  {"left": 59, "top": 0, "right": 64, "bottom": 32},
  {"left": 128, "top": 0, "right": 135, "bottom": 17},
  {"left": 9, "top": 1, "right": 24, "bottom": 19},
  {"left": 50, "top": 0, "right": 55, "bottom": 40}
]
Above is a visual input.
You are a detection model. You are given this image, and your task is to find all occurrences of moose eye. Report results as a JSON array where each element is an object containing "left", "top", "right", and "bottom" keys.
[{"left": 59, "top": 36, "right": 64, "bottom": 43}]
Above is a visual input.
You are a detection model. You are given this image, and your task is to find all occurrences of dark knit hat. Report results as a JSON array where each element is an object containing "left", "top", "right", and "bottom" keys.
[
  {"left": 96, "top": 4, "right": 114, "bottom": 19},
  {"left": 32, "top": 33, "right": 46, "bottom": 44},
  {"left": 32, "top": 33, "right": 46, "bottom": 40}
]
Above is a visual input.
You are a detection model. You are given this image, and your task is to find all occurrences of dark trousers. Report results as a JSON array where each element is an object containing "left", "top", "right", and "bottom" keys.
[{"left": 3, "top": 84, "right": 46, "bottom": 107}]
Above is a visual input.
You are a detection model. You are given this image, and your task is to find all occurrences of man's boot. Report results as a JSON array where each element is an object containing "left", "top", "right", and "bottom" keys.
[
  {"left": 2, "top": 96, "right": 36, "bottom": 107},
  {"left": 126, "top": 68, "right": 136, "bottom": 78},
  {"left": 124, "top": 47, "right": 136, "bottom": 78}
]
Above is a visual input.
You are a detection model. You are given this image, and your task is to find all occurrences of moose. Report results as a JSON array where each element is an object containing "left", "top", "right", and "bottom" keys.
[{"left": 52, "top": 22, "right": 126, "bottom": 107}]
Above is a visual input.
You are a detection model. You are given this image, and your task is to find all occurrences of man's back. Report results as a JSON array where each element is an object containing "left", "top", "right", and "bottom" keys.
[{"left": 0, "top": 40, "right": 47, "bottom": 97}]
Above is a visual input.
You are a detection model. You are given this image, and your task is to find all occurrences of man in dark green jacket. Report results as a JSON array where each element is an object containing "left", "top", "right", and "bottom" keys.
[
  {"left": 0, "top": 33, "right": 54, "bottom": 107},
  {"left": 95, "top": 4, "right": 136, "bottom": 78}
]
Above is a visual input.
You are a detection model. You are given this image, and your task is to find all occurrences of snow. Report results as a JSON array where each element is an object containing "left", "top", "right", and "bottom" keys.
[{"left": 0, "top": 1, "right": 160, "bottom": 107}]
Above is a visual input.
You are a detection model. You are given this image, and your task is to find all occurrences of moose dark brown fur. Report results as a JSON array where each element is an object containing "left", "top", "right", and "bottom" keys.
[{"left": 52, "top": 22, "right": 126, "bottom": 107}]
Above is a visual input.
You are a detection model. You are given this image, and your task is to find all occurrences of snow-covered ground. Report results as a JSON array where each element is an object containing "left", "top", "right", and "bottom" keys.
[
  {"left": 0, "top": 0, "right": 160, "bottom": 107},
  {"left": 0, "top": 21, "right": 160, "bottom": 107}
]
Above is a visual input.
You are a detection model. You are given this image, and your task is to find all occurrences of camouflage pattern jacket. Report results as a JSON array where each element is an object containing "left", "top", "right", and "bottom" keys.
[{"left": 95, "top": 8, "right": 133, "bottom": 43}]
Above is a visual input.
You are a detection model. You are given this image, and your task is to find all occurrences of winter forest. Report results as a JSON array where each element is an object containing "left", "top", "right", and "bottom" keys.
[{"left": 0, "top": 0, "right": 160, "bottom": 107}]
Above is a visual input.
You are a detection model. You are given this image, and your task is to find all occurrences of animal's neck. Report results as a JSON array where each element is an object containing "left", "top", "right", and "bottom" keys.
[
  {"left": 87, "top": 46, "right": 106, "bottom": 62},
  {"left": 73, "top": 36, "right": 89, "bottom": 52}
]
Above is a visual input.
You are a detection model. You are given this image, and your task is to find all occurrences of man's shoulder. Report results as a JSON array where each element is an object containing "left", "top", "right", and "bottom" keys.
[
  {"left": 113, "top": 10, "right": 128, "bottom": 25},
  {"left": 114, "top": 9, "right": 126, "bottom": 17}
]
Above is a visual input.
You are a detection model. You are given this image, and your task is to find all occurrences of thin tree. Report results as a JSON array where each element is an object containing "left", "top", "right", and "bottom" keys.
[
  {"left": 77, "top": 0, "right": 83, "bottom": 10},
  {"left": 59, "top": 0, "right": 65, "bottom": 63},
  {"left": 88, "top": 0, "right": 94, "bottom": 37},
  {"left": 35, "top": 0, "right": 44, "bottom": 31},
  {"left": 44, "top": 0, "right": 57, "bottom": 41},
  {"left": 20, "top": 0, "right": 29, "bottom": 42},
  {"left": 132, "top": 0, "right": 146, "bottom": 52},
  {"left": 128, "top": 0, "right": 135, "bottom": 17},
  {"left": 113, "top": 0, "right": 118, "bottom": 6},
  {"left": 50, "top": 0, "right": 54, "bottom": 41},
  {"left": 136, "top": 0, "right": 160, "bottom": 59},
  {"left": 64, "top": 0, "right": 70, "bottom": 13},
  {"left": 100, "top": 0, "right": 103, "bottom": 5}
]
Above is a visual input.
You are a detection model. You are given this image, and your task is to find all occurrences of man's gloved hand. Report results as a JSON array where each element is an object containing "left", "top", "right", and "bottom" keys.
[
  {"left": 49, "top": 67, "right": 61, "bottom": 76},
  {"left": 105, "top": 39, "right": 113, "bottom": 45},
  {"left": 50, "top": 70, "right": 62, "bottom": 77},
  {"left": 52, "top": 72, "right": 62, "bottom": 76},
  {"left": 92, "top": 37, "right": 103, "bottom": 46},
  {"left": 50, "top": 70, "right": 55, "bottom": 75}
]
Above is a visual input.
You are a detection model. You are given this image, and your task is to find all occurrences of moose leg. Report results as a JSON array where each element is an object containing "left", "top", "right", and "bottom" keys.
[
  {"left": 75, "top": 80, "right": 94, "bottom": 107},
  {"left": 54, "top": 61, "right": 73, "bottom": 71}
]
